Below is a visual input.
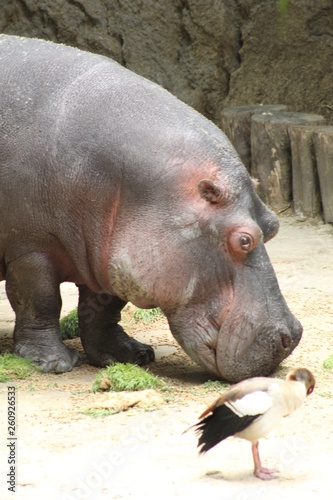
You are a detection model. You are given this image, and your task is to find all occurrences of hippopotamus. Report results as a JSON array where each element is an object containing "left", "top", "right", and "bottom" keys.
[{"left": 0, "top": 35, "right": 302, "bottom": 382}]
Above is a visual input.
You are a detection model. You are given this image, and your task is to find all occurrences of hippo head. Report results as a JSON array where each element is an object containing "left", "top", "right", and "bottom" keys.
[
  {"left": 109, "top": 135, "right": 302, "bottom": 383},
  {"left": 163, "top": 172, "right": 302, "bottom": 382}
]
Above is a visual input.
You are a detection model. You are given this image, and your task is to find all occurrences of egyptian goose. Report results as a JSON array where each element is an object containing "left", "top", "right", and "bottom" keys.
[{"left": 192, "top": 368, "right": 315, "bottom": 480}]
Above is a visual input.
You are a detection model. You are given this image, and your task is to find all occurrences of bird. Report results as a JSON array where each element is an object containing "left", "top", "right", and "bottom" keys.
[{"left": 191, "top": 367, "right": 315, "bottom": 480}]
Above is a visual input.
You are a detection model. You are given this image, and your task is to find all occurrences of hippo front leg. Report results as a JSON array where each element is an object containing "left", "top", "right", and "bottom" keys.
[
  {"left": 5, "top": 253, "right": 80, "bottom": 372},
  {"left": 78, "top": 286, "right": 155, "bottom": 367}
]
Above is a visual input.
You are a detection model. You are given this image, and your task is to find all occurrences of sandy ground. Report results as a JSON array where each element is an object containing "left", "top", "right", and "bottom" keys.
[{"left": 0, "top": 215, "right": 332, "bottom": 500}]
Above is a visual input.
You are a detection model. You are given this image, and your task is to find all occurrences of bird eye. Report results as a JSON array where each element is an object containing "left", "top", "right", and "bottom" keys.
[{"left": 307, "top": 386, "right": 314, "bottom": 396}]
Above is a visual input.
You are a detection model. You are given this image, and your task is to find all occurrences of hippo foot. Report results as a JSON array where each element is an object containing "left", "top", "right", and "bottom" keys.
[
  {"left": 15, "top": 342, "right": 80, "bottom": 373},
  {"left": 84, "top": 325, "right": 155, "bottom": 368}
]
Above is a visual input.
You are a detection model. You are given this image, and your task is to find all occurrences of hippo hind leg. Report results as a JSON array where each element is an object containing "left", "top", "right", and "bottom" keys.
[
  {"left": 78, "top": 286, "right": 155, "bottom": 367},
  {"left": 5, "top": 253, "right": 80, "bottom": 372}
]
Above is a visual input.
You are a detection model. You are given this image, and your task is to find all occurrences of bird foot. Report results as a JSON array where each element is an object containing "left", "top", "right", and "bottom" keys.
[{"left": 254, "top": 466, "right": 279, "bottom": 481}]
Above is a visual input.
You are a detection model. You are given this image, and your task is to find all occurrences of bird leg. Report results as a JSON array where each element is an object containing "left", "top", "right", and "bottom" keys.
[{"left": 251, "top": 442, "right": 279, "bottom": 480}]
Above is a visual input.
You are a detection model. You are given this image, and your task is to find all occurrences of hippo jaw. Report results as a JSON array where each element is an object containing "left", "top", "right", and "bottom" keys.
[
  {"left": 214, "top": 316, "right": 303, "bottom": 382},
  {"left": 168, "top": 308, "right": 302, "bottom": 382}
]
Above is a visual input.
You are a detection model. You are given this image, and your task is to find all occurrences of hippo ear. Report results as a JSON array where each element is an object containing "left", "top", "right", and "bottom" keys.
[{"left": 198, "top": 179, "right": 224, "bottom": 204}]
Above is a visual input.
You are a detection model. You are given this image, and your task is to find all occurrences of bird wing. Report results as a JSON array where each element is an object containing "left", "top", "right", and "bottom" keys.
[
  {"left": 195, "top": 404, "right": 261, "bottom": 453},
  {"left": 225, "top": 390, "right": 273, "bottom": 417},
  {"left": 199, "top": 377, "right": 277, "bottom": 419}
]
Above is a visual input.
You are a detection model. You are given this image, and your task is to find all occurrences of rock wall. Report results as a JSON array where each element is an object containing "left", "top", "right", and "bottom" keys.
[{"left": 1, "top": 0, "right": 333, "bottom": 128}]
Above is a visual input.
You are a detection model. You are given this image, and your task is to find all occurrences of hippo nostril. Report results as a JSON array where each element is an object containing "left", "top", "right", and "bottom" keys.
[{"left": 280, "top": 332, "right": 291, "bottom": 349}]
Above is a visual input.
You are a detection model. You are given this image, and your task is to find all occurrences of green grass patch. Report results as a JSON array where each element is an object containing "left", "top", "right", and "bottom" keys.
[
  {"left": 132, "top": 307, "right": 164, "bottom": 323},
  {"left": 81, "top": 408, "right": 118, "bottom": 418},
  {"left": 0, "top": 353, "right": 39, "bottom": 382},
  {"left": 60, "top": 308, "right": 79, "bottom": 339},
  {"left": 322, "top": 354, "right": 333, "bottom": 371},
  {"left": 319, "top": 391, "right": 333, "bottom": 399},
  {"left": 60, "top": 305, "right": 164, "bottom": 340},
  {"left": 92, "top": 363, "right": 163, "bottom": 392},
  {"left": 203, "top": 380, "right": 230, "bottom": 392}
]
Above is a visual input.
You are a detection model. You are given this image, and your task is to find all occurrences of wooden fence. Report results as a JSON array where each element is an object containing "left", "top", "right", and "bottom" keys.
[{"left": 221, "top": 105, "right": 333, "bottom": 223}]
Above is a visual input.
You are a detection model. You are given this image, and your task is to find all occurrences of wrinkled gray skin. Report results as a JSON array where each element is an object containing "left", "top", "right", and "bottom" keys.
[{"left": 0, "top": 35, "right": 302, "bottom": 382}]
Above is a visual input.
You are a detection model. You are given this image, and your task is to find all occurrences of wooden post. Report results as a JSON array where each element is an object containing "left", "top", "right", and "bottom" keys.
[
  {"left": 220, "top": 105, "right": 287, "bottom": 173},
  {"left": 289, "top": 125, "right": 322, "bottom": 219},
  {"left": 313, "top": 126, "right": 333, "bottom": 223},
  {"left": 251, "top": 112, "right": 325, "bottom": 212}
]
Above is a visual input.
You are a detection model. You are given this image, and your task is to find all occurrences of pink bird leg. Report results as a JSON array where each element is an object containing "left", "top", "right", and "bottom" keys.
[{"left": 251, "top": 442, "right": 279, "bottom": 480}]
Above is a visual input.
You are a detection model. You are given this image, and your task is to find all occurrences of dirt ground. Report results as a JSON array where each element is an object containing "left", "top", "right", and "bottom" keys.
[{"left": 0, "top": 215, "right": 332, "bottom": 500}]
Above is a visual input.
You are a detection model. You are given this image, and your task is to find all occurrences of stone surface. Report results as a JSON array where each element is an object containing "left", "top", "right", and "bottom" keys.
[{"left": 1, "top": 1, "right": 333, "bottom": 128}]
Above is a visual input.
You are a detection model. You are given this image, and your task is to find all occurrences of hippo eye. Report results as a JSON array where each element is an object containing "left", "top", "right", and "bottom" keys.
[
  {"left": 228, "top": 225, "right": 260, "bottom": 260},
  {"left": 239, "top": 234, "right": 253, "bottom": 252}
]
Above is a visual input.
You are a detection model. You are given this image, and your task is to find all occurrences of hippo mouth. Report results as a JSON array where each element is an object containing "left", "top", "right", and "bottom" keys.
[
  {"left": 167, "top": 307, "right": 303, "bottom": 383},
  {"left": 213, "top": 319, "right": 303, "bottom": 382}
]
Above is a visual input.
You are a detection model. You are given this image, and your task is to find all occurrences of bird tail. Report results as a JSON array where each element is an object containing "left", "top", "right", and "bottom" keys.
[{"left": 193, "top": 404, "right": 260, "bottom": 454}]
